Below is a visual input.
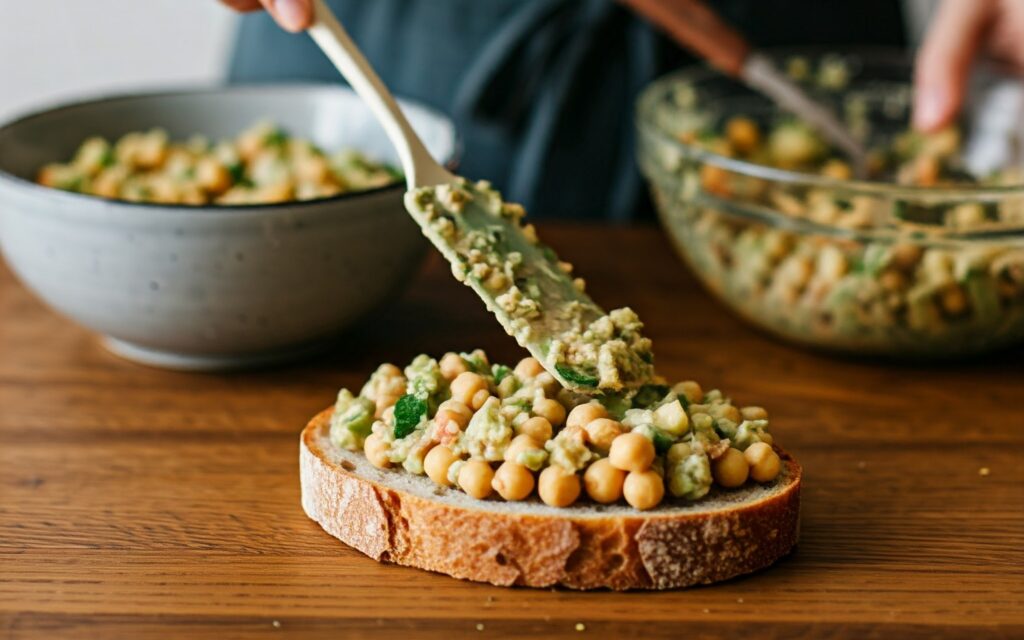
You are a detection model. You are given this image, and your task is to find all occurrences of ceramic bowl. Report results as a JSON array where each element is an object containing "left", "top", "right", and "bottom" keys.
[{"left": 0, "top": 84, "right": 456, "bottom": 369}]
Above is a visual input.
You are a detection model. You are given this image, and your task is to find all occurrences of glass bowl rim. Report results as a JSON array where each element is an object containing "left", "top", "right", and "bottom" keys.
[{"left": 635, "top": 47, "right": 1024, "bottom": 198}]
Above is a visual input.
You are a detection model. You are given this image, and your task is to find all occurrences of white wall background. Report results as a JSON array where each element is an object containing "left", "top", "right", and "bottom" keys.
[
  {"left": 0, "top": 0, "right": 235, "bottom": 121},
  {"left": 0, "top": 0, "right": 937, "bottom": 124}
]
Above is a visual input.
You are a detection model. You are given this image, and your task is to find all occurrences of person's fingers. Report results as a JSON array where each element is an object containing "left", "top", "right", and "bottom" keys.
[
  {"left": 219, "top": 0, "right": 264, "bottom": 12},
  {"left": 258, "top": 0, "right": 314, "bottom": 33},
  {"left": 913, "top": 0, "right": 996, "bottom": 131}
]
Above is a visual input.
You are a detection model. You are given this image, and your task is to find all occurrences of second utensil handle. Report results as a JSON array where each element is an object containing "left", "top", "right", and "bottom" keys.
[{"left": 622, "top": 0, "right": 750, "bottom": 76}]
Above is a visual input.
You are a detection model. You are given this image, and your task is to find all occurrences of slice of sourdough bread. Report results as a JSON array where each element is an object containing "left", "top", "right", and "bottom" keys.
[{"left": 300, "top": 408, "right": 801, "bottom": 590}]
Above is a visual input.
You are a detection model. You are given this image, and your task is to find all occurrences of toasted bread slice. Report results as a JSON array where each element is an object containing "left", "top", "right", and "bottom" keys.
[{"left": 300, "top": 408, "right": 801, "bottom": 590}]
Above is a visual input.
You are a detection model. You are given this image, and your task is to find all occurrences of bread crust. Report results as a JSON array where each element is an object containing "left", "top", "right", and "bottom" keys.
[{"left": 300, "top": 408, "right": 800, "bottom": 590}]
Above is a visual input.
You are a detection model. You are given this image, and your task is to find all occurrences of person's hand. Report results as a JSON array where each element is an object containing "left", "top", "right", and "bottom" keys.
[
  {"left": 219, "top": 0, "right": 313, "bottom": 33},
  {"left": 914, "top": 0, "right": 1024, "bottom": 131}
]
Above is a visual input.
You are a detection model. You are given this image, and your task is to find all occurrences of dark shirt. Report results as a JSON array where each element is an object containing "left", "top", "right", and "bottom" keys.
[{"left": 229, "top": 0, "right": 905, "bottom": 220}]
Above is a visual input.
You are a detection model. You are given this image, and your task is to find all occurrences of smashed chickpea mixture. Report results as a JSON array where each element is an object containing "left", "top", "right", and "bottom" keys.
[
  {"left": 37, "top": 122, "right": 399, "bottom": 205},
  {"left": 330, "top": 350, "right": 782, "bottom": 510},
  {"left": 406, "top": 179, "right": 655, "bottom": 392}
]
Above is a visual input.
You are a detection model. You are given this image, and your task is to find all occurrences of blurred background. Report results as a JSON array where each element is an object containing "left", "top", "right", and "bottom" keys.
[
  {"left": 0, "top": 1, "right": 233, "bottom": 122},
  {"left": 0, "top": 0, "right": 938, "bottom": 123}
]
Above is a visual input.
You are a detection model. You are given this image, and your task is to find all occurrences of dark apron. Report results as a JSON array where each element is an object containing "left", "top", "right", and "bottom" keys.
[{"left": 228, "top": 0, "right": 905, "bottom": 221}]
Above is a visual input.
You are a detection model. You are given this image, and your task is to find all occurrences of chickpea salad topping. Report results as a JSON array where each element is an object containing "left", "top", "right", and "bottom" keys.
[
  {"left": 330, "top": 350, "right": 782, "bottom": 510},
  {"left": 405, "top": 179, "right": 655, "bottom": 393},
  {"left": 37, "top": 121, "right": 400, "bottom": 205}
]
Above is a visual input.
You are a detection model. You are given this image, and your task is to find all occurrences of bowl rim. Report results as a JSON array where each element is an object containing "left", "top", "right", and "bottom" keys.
[
  {"left": 635, "top": 48, "right": 1024, "bottom": 201},
  {"left": 0, "top": 82, "right": 460, "bottom": 213}
]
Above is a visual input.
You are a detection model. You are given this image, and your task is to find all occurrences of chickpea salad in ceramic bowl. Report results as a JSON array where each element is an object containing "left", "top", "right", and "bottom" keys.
[
  {"left": 0, "top": 84, "right": 456, "bottom": 369},
  {"left": 36, "top": 121, "right": 401, "bottom": 206},
  {"left": 637, "top": 50, "right": 1024, "bottom": 358}
]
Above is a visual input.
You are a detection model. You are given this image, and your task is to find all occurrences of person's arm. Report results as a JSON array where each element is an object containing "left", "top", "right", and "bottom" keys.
[
  {"left": 220, "top": 0, "right": 313, "bottom": 32},
  {"left": 914, "top": 0, "right": 1024, "bottom": 131}
]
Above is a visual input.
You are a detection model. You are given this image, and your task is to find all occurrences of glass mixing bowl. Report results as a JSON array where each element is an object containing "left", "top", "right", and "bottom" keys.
[{"left": 637, "top": 50, "right": 1024, "bottom": 358}]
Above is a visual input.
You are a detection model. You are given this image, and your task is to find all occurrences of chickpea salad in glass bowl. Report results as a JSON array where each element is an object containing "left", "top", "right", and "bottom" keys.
[
  {"left": 637, "top": 50, "right": 1024, "bottom": 358},
  {"left": 36, "top": 121, "right": 400, "bottom": 206},
  {"left": 329, "top": 350, "right": 783, "bottom": 511}
]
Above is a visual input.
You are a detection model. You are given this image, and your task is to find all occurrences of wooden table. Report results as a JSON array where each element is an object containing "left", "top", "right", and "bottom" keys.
[{"left": 1, "top": 225, "right": 1022, "bottom": 639}]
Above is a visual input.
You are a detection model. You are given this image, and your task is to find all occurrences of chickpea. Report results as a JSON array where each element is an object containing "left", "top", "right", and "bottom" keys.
[
  {"left": 725, "top": 116, "right": 760, "bottom": 155},
  {"left": 741, "top": 406, "right": 768, "bottom": 421},
  {"left": 914, "top": 155, "right": 940, "bottom": 187},
  {"left": 135, "top": 130, "right": 169, "bottom": 169},
  {"left": 744, "top": 442, "right": 782, "bottom": 483},
  {"left": 674, "top": 381, "right": 703, "bottom": 404},
  {"left": 436, "top": 399, "right": 475, "bottom": 430},
  {"left": 363, "top": 433, "right": 391, "bottom": 469},
  {"left": 504, "top": 434, "right": 541, "bottom": 463},
  {"left": 583, "top": 458, "right": 626, "bottom": 504},
  {"left": 294, "top": 154, "right": 330, "bottom": 183},
  {"left": 485, "top": 271, "right": 508, "bottom": 291},
  {"left": 538, "top": 465, "right": 581, "bottom": 507},
  {"left": 434, "top": 407, "right": 470, "bottom": 433},
  {"left": 517, "top": 416, "right": 553, "bottom": 443},
  {"left": 584, "top": 418, "right": 623, "bottom": 453},
  {"left": 715, "top": 404, "right": 742, "bottom": 424},
  {"left": 514, "top": 357, "right": 545, "bottom": 379},
  {"left": 374, "top": 393, "right": 402, "bottom": 419},
  {"left": 196, "top": 157, "right": 231, "bottom": 194},
  {"left": 534, "top": 372, "right": 561, "bottom": 397},
  {"left": 437, "top": 399, "right": 472, "bottom": 422},
  {"left": 424, "top": 445, "right": 459, "bottom": 486},
  {"left": 566, "top": 402, "right": 608, "bottom": 431},
  {"left": 608, "top": 432, "right": 655, "bottom": 472},
  {"left": 492, "top": 461, "right": 535, "bottom": 501},
  {"left": 939, "top": 285, "right": 969, "bottom": 316},
  {"left": 666, "top": 442, "right": 693, "bottom": 464},
  {"left": 179, "top": 185, "right": 206, "bottom": 205},
  {"left": 533, "top": 398, "right": 567, "bottom": 427},
  {"left": 458, "top": 460, "right": 495, "bottom": 499},
  {"left": 450, "top": 372, "right": 488, "bottom": 407},
  {"left": 712, "top": 448, "right": 750, "bottom": 488},
  {"left": 890, "top": 244, "right": 923, "bottom": 271},
  {"left": 879, "top": 269, "right": 908, "bottom": 292},
  {"left": 821, "top": 158, "right": 853, "bottom": 180},
  {"left": 92, "top": 168, "right": 127, "bottom": 199},
  {"left": 700, "top": 163, "right": 731, "bottom": 197},
  {"left": 623, "top": 470, "right": 665, "bottom": 510},
  {"left": 439, "top": 352, "right": 468, "bottom": 380},
  {"left": 470, "top": 388, "right": 492, "bottom": 411}
]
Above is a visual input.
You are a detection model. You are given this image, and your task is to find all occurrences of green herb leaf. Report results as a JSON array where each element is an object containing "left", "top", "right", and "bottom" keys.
[
  {"left": 491, "top": 364, "right": 512, "bottom": 384},
  {"left": 598, "top": 393, "right": 631, "bottom": 420},
  {"left": 555, "top": 365, "right": 598, "bottom": 388},
  {"left": 264, "top": 128, "right": 288, "bottom": 147},
  {"left": 652, "top": 429, "right": 674, "bottom": 455},
  {"left": 99, "top": 148, "right": 116, "bottom": 168},
  {"left": 634, "top": 384, "right": 670, "bottom": 408},
  {"left": 393, "top": 394, "right": 426, "bottom": 439},
  {"left": 227, "top": 161, "right": 246, "bottom": 185}
]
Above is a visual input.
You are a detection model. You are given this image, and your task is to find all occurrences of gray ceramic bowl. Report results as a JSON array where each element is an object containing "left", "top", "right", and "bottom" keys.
[{"left": 0, "top": 84, "right": 456, "bottom": 369}]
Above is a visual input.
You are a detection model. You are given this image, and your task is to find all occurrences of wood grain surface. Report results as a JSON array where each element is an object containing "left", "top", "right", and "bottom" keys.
[{"left": 1, "top": 225, "right": 1022, "bottom": 639}]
